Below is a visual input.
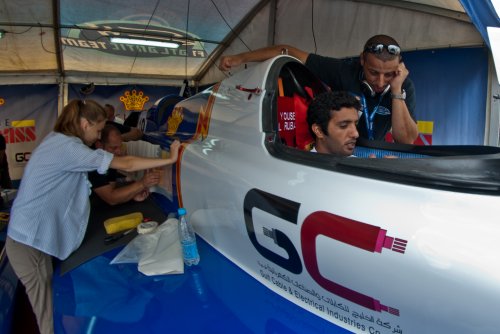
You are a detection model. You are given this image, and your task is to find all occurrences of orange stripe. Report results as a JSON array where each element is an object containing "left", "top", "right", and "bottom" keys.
[
  {"left": 177, "top": 82, "right": 221, "bottom": 206},
  {"left": 194, "top": 83, "right": 220, "bottom": 140},
  {"left": 176, "top": 145, "right": 186, "bottom": 208},
  {"left": 278, "top": 77, "right": 284, "bottom": 97}
]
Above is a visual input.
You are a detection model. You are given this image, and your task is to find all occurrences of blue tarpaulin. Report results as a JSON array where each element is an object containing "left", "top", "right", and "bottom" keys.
[{"left": 460, "top": 0, "right": 500, "bottom": 47}]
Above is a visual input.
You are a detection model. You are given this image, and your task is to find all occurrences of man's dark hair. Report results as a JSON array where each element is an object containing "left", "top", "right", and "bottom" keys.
[
  {"left": 307, "top": 91, "right": 361, "bottom": 139},
  {"left": 363, "top": 34, "right": 401, "bottom": 61},
  {"left": 100, "top": 124, "right": 121, "bottom": 145}
]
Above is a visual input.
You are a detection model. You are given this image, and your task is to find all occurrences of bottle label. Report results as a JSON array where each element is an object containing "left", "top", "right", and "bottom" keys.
[{"left": 182, "top": 240, "right": 199, "bottom": 260}]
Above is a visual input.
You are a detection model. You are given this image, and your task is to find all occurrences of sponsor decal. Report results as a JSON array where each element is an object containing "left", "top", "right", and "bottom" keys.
[
  {"left": 61, "top": 21, "right": 206, "bottom": 58},
  {"left": 2, "top": 120, "right": 36, "bottom": 144},
  {"left": 385, "top": 120, "right": 433, "bottom": 145},
  {"left": 375, "top": 106, "right": 391, "bottom": 116},
  {"left": 195, "top": 83, "right": 219, "bottom": 141},
  {"left": 245, "top": 188, "right": 408, "bottom": 332},
  {"left": 1, "top": 120, "right": 37, "bottom": 167},
  {"left": 414, "top": 120, "right": 433, "bottom": 145},
  {"left": 120, "top": 89, "right": 150, "bottom": 111},
  {"left": 167, "top": 106, "right": 183, "bottom": 136}
]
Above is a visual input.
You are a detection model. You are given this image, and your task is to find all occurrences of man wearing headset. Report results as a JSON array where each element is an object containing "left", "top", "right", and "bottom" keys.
[{"left": 219, "top": 34, "right": 418, "bottom": 144}]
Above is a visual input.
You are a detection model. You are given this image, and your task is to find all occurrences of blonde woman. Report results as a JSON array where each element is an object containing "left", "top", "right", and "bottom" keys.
[{"left": 5, "top": 99, "right": 180, "bottom": 334}]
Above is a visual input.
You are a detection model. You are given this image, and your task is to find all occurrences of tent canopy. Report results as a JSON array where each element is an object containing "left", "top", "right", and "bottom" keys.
[{"left": 0, "top": 0, "right": 496, "bottom": 86}]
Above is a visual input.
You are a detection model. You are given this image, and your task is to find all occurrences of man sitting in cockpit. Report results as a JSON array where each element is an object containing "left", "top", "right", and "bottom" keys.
[{"left": 306, "top": 91, "right": 361, "bottom": 157}]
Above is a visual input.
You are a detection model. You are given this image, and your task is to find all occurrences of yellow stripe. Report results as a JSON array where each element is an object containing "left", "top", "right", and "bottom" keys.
[
  {"left": 12, "top": 120, "right": 35, "bottom": 127},
  {"left": 417, "top": 121, "right": 433, "bottom": 134}
]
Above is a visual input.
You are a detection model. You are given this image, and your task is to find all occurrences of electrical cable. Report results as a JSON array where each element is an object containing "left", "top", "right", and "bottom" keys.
[
  {"left": 311, "top": 0, "right": 317, "bottom": 53},
  {"left": 211, "top": 0, "right": 251, "bottom": 52},
  {"left": 39, "top": 24, "right": 57, "bottom": 54},
  {"left": 5, "top": 26, "right": 34, "bottom": 35},
  {"left": 185, "top": 0, "right": 190, "bottom": 81},
  {"left": 128, "top": 0, "right": 161, "bottom": 76},
  {"left": 210, "top": 0, "right": 252, "bottom": 78}
]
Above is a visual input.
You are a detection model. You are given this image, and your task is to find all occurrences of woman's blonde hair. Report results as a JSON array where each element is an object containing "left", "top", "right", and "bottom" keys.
[{"left": 54, "top": 99, "right": 107, "bottom": 138}]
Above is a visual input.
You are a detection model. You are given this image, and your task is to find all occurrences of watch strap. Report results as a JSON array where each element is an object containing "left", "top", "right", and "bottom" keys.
[{"left": 391, "top": 89, "right": 406, "bottom": 100}]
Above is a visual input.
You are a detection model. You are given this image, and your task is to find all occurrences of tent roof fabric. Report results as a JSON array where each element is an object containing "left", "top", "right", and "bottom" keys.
[{"left": 0, "top": 0, "right": 491, "bottom": 86}]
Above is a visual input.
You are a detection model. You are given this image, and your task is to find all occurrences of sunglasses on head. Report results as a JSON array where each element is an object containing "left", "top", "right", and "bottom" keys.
[{"left": 364, "top": 44, "right": 401, "bottom": 55}]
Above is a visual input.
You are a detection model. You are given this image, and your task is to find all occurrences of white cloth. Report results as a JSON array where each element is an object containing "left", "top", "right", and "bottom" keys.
[{"left": 111, "top": 218, "right": 184, "bottom": 276}]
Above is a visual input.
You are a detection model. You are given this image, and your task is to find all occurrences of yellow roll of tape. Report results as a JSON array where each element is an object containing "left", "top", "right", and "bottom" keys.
[{"left": 104, "top": 212, "right": 143, "bottom": 234}]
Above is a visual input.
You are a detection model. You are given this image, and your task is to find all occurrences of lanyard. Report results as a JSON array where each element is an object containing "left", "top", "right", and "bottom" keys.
[{"left": 361, "top": 94, "right": 384, "bottom": 140}]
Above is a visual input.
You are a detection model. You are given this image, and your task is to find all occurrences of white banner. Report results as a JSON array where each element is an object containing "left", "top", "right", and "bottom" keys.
[{"left": 0, "top": 85, "right": 58, "bottom": 181}]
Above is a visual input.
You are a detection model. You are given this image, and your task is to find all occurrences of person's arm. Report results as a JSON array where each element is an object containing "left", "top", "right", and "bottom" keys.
[
  {"left": 93, "top": 181, "right": 144, "bottom": 206},
  {"left": 110, "top": 140, "right": 180, "bottom": 172},
  {"left": 391, "top": 99, "right": 418, "bottom": 144},
  {"left": 389, "top": 62, "right": 418, "bottom": 144},
  {"left": 133, "top": 189, "right": 150, "bottom": 202},
  {"left": 121, "top": 127, "right": 143, "bottom": 142},
  {"left": 93, "top": 169, "right": 160, "bottom": 205},
  {"left": 219, "top": 45, "right": 309, "bottom": 71}
]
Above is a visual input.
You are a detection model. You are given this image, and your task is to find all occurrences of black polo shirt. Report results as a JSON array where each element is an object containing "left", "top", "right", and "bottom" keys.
[{"left": 305, "top": 54, "right": 416, "bottom": 141}]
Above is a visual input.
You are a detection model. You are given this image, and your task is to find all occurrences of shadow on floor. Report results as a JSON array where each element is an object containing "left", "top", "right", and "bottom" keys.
[{"left": 11, "top": 284, "right": 39, "bottom": 334}]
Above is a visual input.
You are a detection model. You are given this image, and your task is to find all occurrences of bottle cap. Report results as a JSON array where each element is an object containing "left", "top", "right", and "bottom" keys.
[{"left": 178, "top": 207, "right": 186, "bottom": 215}]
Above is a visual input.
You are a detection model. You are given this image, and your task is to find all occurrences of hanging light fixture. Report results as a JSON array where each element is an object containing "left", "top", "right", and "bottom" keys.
[{"left": 110, "top": 37, "right": 180, "bottom": 49}]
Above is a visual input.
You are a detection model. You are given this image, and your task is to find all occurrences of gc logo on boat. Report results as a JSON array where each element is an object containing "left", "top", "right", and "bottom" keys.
[{"left": 243, "top": 188, "right": 407, "bottom": 316}]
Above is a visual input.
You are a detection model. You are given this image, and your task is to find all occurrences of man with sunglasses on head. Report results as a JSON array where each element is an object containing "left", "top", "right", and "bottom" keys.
[{"left": 219, "top": 34, "right": 418, "bottom": 144}]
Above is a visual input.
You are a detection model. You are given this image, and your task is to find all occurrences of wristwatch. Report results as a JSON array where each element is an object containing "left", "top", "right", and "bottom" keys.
[{"left": 391, "top": 89, "right": 406, "bottom": 100}]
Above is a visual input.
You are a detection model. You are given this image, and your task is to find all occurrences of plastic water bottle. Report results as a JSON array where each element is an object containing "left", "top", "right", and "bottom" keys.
[{"left": 178, "top": 207, "right": 200, "bottom": 266}]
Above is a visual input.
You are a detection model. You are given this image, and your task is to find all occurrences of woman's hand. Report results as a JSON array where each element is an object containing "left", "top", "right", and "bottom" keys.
[{"left": 169, "top": 140, "right": 181, "bottom": 161}]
